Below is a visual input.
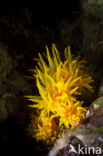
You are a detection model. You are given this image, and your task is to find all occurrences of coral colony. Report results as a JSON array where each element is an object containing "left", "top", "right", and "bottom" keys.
[{"left": 26, "top": 44, "right": 94, "bottom": 141}]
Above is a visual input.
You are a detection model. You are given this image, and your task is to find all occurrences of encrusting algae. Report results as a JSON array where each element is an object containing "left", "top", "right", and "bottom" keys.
[{"left": 26, "top": 44, "right": 94, "bottom": 141}]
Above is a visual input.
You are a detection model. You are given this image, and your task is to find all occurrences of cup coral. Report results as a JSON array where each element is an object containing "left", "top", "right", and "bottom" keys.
[{"left": 26, "top": 44, "right": 94, "bottom": 141}]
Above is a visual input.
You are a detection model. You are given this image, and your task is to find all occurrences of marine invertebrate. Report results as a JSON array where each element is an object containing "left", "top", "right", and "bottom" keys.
[
  {"left": 26, "top": 44, "right": 94, "bottom": 141},
  {"left": 29, "top": 113, "right": 56, "bottom": 141}
]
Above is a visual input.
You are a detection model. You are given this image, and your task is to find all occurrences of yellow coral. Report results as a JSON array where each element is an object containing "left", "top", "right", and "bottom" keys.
[
  {"left": 26, "top": 44, "right": 94, "bottom": 141},
  {"left": 35, "top": 114, "right": 56, "bottom": 140},
  {"left": 28, "top": 113, "right": 56, "bottom": 141}
]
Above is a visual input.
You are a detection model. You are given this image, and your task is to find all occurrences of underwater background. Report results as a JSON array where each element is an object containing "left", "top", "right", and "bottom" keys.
[{"left": 0, "top": 0, "right": 103, "bottom": 155}]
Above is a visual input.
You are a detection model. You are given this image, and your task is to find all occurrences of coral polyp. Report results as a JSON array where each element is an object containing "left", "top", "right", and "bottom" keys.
[
  {"left": 29, "top": 113, "right": 56, "bottom": 141},
  {"left": 26, "top": 44, "right": 94, "bottom": 141}
]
